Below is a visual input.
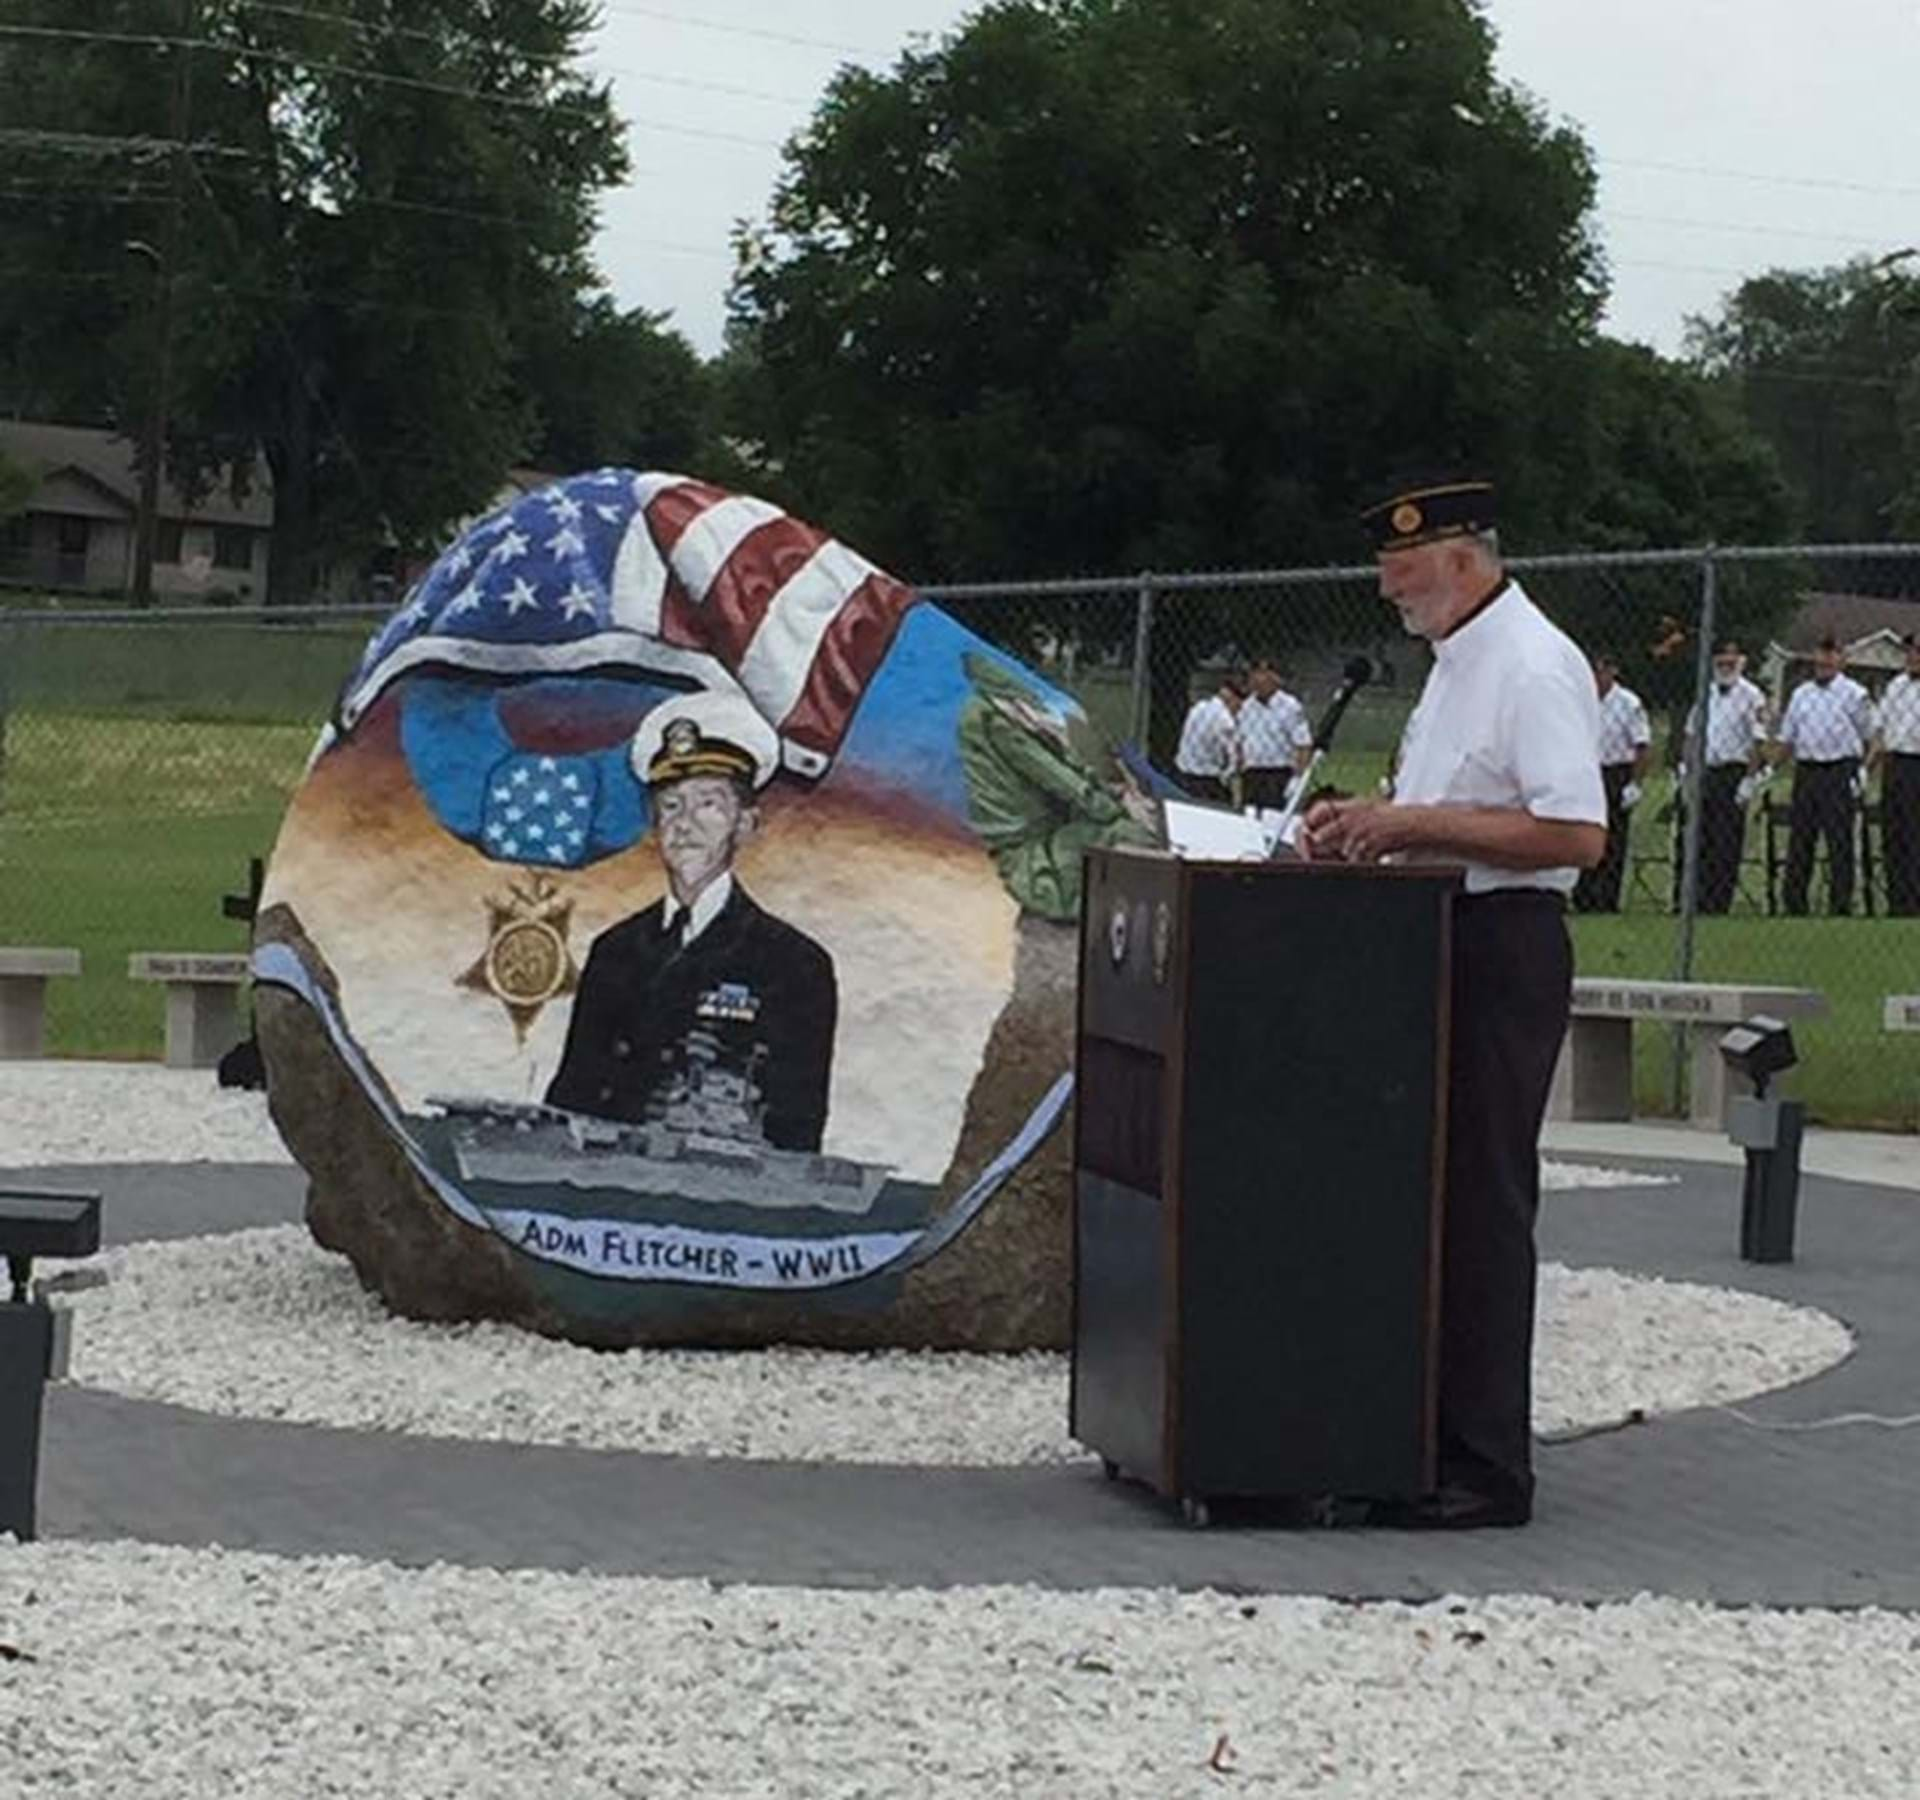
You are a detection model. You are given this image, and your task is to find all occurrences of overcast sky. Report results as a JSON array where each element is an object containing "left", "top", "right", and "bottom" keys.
[{"left": 583, "top": 0, "right": 1920, "bottom": 358}]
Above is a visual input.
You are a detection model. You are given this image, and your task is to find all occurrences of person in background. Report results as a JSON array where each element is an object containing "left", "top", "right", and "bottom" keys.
[
  {"left": 1572, "top": 651, "right": 1651, "bottom": 914},
  {"left": 1681, "top": 640, "right": 1769, "bottom": 914},
  {"left": 1876, "top": 632, "right": 1920, "bottom": 915},
  {"left": 1174, "top": 667, "right": 1246, "bottom": 804},
  {"left": 1775, "top": 635, "right": 1875, "bottom": 916},
  {"left": 1236, "top": 656, "right": 1313, "bottom": 810}
]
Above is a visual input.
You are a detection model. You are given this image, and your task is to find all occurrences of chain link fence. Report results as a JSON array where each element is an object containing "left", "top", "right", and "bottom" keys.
[{"left": 4, "top": 548, "right": 1918, "bottom": 1127}]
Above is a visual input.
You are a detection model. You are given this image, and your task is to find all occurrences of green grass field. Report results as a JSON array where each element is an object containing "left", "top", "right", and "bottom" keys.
[{"left": 5, "top": 639, "right": 1916, "bottom": 1127}]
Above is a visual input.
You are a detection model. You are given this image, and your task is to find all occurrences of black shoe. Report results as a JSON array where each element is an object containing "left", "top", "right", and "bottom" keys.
[{"left": 1365, "top": 1483, "right": 1532, "bottom": 1531}]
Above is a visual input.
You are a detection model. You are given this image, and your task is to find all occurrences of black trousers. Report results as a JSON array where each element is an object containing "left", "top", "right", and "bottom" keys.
[
  {"left": 1180, "top": 774, "right": 1230, "bottom": 805},
  {"left": 1242, "top": 767, "right": 1293, "bottom": 810},
  {"left": 1886, "top": 754, "right": 1920, "bottom": 916},
  {"left": 1439, "top": 891, "right": 1572, "bottom": 1509},
  {"left": 1572, "top": 764, "right": 1633, "bottom": 913},
  {"left": 1696, "top": 764, "right": 1748, "bottom": 915},
  {"left": 1783, "top": 759, "right": 1858, "bottom": 916}
]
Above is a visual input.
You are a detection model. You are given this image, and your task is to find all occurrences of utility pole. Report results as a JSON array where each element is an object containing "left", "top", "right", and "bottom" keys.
[{"left": 131, "top": 0, "right": 195, "bottom": 609}]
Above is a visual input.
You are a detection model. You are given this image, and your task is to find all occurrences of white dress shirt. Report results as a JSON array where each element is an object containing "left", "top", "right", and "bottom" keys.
[
  {"left": 1877, "top": 672, "right": 1920, "bottom": 755},
  {"left": 1688, "top": 677, "right": 1769, "bottom": 767},
  {"left": 661, "top": 871, "right": 733, "bottom": 946},
  {"left": 1176, "top": 694, "right": 1240, "bottom": 777},
  {"left": 1391, "top": 581, "right": 1606, "bottom": 895},
  {"left": 1238, "top": 689, "right": 1312, "bottom": 769},
  {"left": 1595, "top": 682, "right": 1652, "bottom": 768},
  {"left": 1778, "top": 673, "right": 1874, "bottom": 762}
]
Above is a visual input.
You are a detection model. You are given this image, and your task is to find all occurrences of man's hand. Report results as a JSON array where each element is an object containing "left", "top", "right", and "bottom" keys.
[
  {"left": 1299, "top": 799, "right": 1426, "bottom": 863},
  {"left": 1620, "top": 782, "right": 1642, "bottom": 811}
]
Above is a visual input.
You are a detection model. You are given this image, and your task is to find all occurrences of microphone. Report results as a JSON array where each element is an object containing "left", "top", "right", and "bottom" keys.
[{"left": 1311, "top": 655, "right": 1375, "bottom": 751}]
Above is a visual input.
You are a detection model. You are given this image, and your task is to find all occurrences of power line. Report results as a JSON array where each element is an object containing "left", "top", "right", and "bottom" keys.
[
  {"left": 1605, "top": 210, "right": 1910, "bottom": 252},
  {"left": 593, "top": 2, "right": 883, "bottom": 59},
  {"left": 1601, "top": 154, "right": 1920, "bottom": 204}
]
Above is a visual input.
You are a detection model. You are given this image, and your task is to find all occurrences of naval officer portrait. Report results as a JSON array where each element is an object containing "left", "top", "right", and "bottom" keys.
[
  {"left": 545, "top": 690, "right": 838, "bottom": 1152},
  {"left": 1300, "top": 476, "right": 1605, "bottom": 1530}
]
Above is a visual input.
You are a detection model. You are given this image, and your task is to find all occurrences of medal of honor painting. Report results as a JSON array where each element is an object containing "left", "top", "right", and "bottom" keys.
[{"left": 252, "top": 470, "right": 1160, "bottom": 1346}]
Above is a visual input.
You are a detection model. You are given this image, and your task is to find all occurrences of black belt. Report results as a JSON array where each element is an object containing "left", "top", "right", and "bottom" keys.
[
  {"left": 1456, "top": 889, "right": 1566, "bottom": 914},
  {"left": 1890, "top": 751, "right": 1920, "bottom": 762},
  {"left": 1797, "top": 758, "right": 1857, "bottom": 769}
]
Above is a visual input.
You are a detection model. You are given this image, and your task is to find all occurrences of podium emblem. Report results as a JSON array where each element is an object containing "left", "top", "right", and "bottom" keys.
[{"left": 1108, "top": 899, "right": 1130, "bottom": 968}]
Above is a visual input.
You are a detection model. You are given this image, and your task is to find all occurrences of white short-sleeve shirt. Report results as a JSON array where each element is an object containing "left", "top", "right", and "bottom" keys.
[
  {"left": 1689, "top": 678, "right": 1769, "bottom": 767},
  {"left": 1880, "top": 672, "right": 1920, "bottom": 754},
  {"left": 1238, "top": 689, "right": 1312, "bottom": 769},
  {"left": 1391, "top": 581, "right": 1606, "bottom": 895},
  {"left": 1595, "top": 682, "right": 1651, "bottom": 768},
  {"left": 1778, "top": 673, "right": 1874, "bottom": 761},
  {"left": 1176, "top": 694, "right": 1240, "bottom": 777}
]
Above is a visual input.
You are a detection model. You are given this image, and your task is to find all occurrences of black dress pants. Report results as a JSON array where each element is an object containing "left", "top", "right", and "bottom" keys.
[
  {"left": 1180, "top": 774, "right": 1229, "bottom": 805},
  {"left": 1783, "top": 759, "right": 1858, "bottom": 916},
  {"left": 1439, "top": 891, "right": 1573, "bottom": 1509},
  {"left": 1572, "top": 764, "right": 1632, "bottom": 912},
  {"left": 1885, "top": 754, "right": 1920, "bottom": 916},
  {"left": 1242, "top": 767, "right": 1293, "bottom": 810},
  {"left": 1697, "top": 765, "right": 1748, "bottom": 915}
]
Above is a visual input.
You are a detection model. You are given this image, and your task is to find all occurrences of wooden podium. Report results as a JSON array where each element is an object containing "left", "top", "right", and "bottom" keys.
[{"left": 1070, "top": 847, "right": 1457, "bottom": 1523}]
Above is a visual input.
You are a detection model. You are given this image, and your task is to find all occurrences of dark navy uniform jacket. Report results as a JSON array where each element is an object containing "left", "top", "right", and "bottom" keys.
[{"left": 545, "top": 885, "right": 837, "bottom": 1151}]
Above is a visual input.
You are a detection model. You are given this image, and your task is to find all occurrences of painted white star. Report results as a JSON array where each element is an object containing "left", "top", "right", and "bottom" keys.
[
  {"left": 593, "top": 470, "right": 623, "bottom": 486},
  {"left": 503, "top": 576, "right": 540, "bottom": 614},
  {"left": 547, "top": 493, "right": 583, "bottom": 524},
  {"left": 490, "top": 787, "right": 511, "bottom": 803},
  {"left": 447, "top": 584, "right": 484, "bottom": 616},
  {"left": 526, "top": 823, "right": 545, "bottom": 841},
  {"left": 533, "top": 788, "right": 551, "bottom": 806},
  {"left": 485, "top": 823, "right": 505, "bottom": 842},
  {"left": 558, "top": 581, "right": 597, "bottom": 621},
  {"left": 506, "top": 806, "right": 525, "bottom": 823},
  {"left": 400, "top": 591, "right": 430, "bottom": 625},
  {"left": 553, "top": 811, "right": 572, "bottom": 830},
  {"left": 445, "top": 543, "right": 474, "bottom": 575},
  {"left": 500, "top": 838, "right": 519, "bottom": 857},
  {"left": 494, "top": 528, "right": 531, "bottom": 563},
  {"left": 561, "top": 772, "right": 581, "bottom": 791},
  {"left": 594, "top": 503, "right": 621, "bottom": 524},
  {"left": 547, "top": 525, "right": 586, "bottom": 559},
  {"left": 512, "top": 768, "right": 531, "bottom": 787},
  {"left": 568, "top": 830, "right": 585, "bottom": 848},
  {"left": 538, "top": 757, "right": 558, "bottom": 772}
]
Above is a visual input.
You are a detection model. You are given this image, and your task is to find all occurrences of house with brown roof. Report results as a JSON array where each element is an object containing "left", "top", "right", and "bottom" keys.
[
  {"left": 0, "top": 420, "right": 273, "bottom": 600},
  {"left": 1763, "top": 589, "right": 1920, "bottom": 703}
]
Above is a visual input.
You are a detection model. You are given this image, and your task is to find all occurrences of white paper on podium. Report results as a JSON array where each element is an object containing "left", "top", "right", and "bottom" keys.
[{"left": 1162, "top": 800, "right": 1273, "bottom": 861}]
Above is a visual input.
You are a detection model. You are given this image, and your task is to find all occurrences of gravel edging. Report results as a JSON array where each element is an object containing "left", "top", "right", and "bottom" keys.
[{"left": 55, "top": 1226, "right": 1851, "bottom": 1463}]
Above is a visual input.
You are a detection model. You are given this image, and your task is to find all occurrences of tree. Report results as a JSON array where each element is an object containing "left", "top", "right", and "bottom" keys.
[
  {"left": 728, "top": 0, "right": 1611, "bottom": 586},
  {"left": 0, "top": 0, "right": 628, "bottom": 601},
  {"left": 1686, "top": 257, "right": 1920, "bottom": 543}
]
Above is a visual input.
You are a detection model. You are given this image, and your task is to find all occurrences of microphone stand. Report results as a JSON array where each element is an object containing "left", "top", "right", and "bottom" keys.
[{"left": 1266, "top": 659, "right": 1373, "bottom": 854}]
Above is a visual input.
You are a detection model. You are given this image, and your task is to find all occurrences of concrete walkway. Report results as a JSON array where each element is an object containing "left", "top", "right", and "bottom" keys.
[{"left": 15, "top": 1153, "right": 1920, "bottom": 1607}]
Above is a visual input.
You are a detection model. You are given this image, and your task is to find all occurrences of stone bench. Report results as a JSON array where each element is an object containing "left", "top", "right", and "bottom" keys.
[
  {"left": 1885, "top": 995, "right": 1920, "bottom": 1032},
  {"left": 0, "top": 948, "right": 82, "bottom": 1059},
  {"left": 1549, "top": 979, "right": 1829, "bottom": 1130},
  {"left": 129, "top": 953, "right": 251, "bottom": 1070}
]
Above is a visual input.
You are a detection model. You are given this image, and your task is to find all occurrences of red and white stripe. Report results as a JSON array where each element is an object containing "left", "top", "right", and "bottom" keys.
[{"left": 615, "top": 474, "right": 915, "bottom": 774}]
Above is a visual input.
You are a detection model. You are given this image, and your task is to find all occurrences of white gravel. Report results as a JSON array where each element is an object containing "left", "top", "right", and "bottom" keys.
[
  {"left": 0, "top": 1063, "right": 293, "bottom": 1166},
  {"left": 57, "top": 1226, "right": 1850, "bottom": 1462},
  {"left": 1, "top": 1540, "right": 1916, "bottom": 1800}
]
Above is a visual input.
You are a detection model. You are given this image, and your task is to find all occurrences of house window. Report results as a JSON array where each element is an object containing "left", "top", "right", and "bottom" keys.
[
  {"left": 212, "top": 526, "right": 252, "bottom": 571},
  {"left": 0, "top": 511, "right": 29, "bottom": 571},
  {"left": 55, "top": 514, "right": 90, "bottom": 557},
  {"left": 155, "top": 519, "right": 184, "bottom": 564}
]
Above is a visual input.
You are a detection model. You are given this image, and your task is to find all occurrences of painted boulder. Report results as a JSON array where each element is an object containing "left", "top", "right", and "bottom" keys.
[{"left": 255, "top": 470, "right": 1165, "bottom": 1349}]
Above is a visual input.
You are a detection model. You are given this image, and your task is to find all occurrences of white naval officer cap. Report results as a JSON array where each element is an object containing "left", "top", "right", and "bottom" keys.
[{"left": 630, "top": 688, "right": 780, "bottom": 792}]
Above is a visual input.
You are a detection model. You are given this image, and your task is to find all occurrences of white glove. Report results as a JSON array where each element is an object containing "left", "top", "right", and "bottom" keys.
[
  {"left": 1735, "top": 775, "right": 1758, "bottom": 807},
  {"left": 1620, "top": 782, "right": 1642, "bottom": 811},
  {"left": 1851, "top": 769, "right": 1867, "bottom": 801}
]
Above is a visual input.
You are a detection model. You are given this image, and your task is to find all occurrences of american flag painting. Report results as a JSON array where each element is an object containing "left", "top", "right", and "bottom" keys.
[{"left": 340, "top": 471, "right": 918, "bottom": 780}]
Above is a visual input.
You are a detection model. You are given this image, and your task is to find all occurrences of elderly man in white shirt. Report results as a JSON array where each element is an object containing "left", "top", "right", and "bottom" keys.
[
  {"left": 1681, "top": 642, "right": 1770, "bottom": 914},
  {"left": 1877, "top": 631, "right": 1920, "bottom": 914},
  {"left": 1302, "top": 476, "right": 1604, "bottom": 1531},
  {"left": 1572, "top": 650, "right": 1652, "bottom": 914},
  {"left": 1237, "top": 657, "right": 1313, "bottom": 809},
  {"left": 1774, "top": 635, "right": 1875, "bottom": 916},
  {"left": 1175, "top": 670, "right": 1245, "bottom": 804}
]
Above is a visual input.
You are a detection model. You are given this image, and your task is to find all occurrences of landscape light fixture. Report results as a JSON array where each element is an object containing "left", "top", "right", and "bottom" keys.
[
  {"left": 0, "top": 1188, "right": 103, "bottom": 1540},
  {"left": 1718, "top": 1018, "right": 1805, "bottom": 1264}
]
